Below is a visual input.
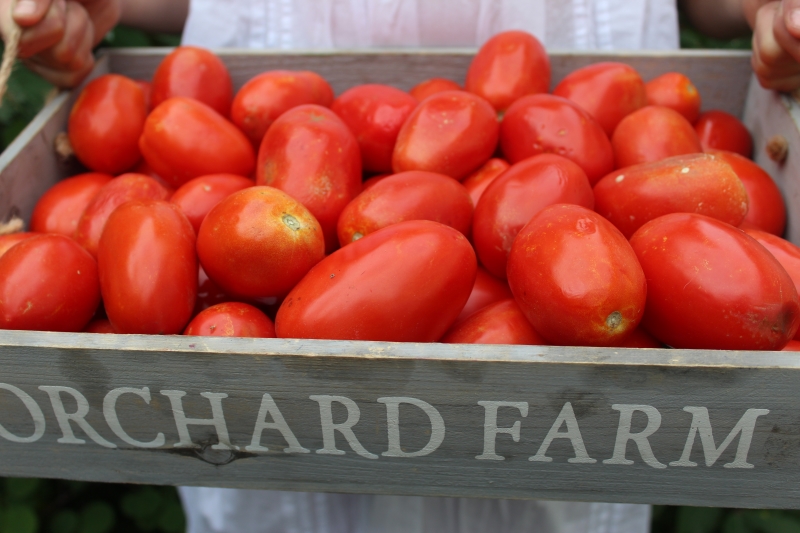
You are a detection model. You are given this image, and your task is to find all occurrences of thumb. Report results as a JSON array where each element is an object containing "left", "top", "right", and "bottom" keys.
[
  {"left": 11, "top": 0, "right": 52, "bottom": 26},
  {"left": 782, "top": 0, "right": 800, "bottom": 38}
]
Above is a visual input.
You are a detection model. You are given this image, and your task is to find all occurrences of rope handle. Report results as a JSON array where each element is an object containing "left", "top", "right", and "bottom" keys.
[{"left": 0, "top": 2, "right": 20, "bottom": 103}]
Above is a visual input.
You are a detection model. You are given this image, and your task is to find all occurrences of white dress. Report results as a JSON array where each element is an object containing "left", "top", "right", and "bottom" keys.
[{"left": 179, "top": 1, "right": 679, "bottom": 532}]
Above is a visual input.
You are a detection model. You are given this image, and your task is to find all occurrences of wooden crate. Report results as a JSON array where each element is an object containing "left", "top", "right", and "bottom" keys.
[{"left": 0, "top": 49, "right": 798, "bottom": 510}]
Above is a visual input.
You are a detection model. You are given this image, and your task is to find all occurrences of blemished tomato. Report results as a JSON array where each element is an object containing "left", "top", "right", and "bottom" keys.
[
  {"left": 612, "top": 106, "right": 703, "bottom": 168},
  {"left": 473, "top": 154, "right": 594, "bottom": 278},
  {"left": 151, "top": 46, "right": 233, "bottom": 117},
  {"left": 593, "top": 153, "right": 748, "bottom": 238},
  {"left": 337, "top": 171, "right": 473, "bottom": 246},
  {"left": 231, "top": 70, "right": 334, "bottom": 146},
  {"left": 441, "top": 299, "right": 546, "bottom": 345},
  {"left": 695, "top": 110, "right": 753, "bottom": 158},
  {"left": 68, "top": 74, "right": 147, "bottom": 174},
  {"left": 462, "top": 158, "right": 510, "bottom": 206},
  {"left": 140, "top": 97, "right": 255, "bottom": 189},
  {"left": 83, "top": 318, "right": 116, "bottom": 333},
  {"left": 169, "top": 173, "right": 254, "bottom": 234},
  {"left": 455, "top": 266, "right": 513, "bottom": 325},
  {"left": 410, "top": 78, "right": 462, "bottom": 101},
  {"left": 465, "top": 30, "right": 550, "bottom": 113},
  {"left": 392, "top": 91, "right": 499, "bottom": 180},
  {"left": 275, "top": 220, "right": 477, "bottom": 342},
  {"left": 197, "top": 186, "right": 325, "bottom": 301},
  {"left": 331, "top": 84, "right": 418, "bottom": 173},
  {"left": 184, "top": 302, "right": 276, "bottom": 338},
  {"left": 499, "top": 94, "right": 614, "bottom": 185},
  {"left": 616, "top": 327, "right": 664, "bottom": 348},
  {"left": 644, "top": 72, "right": 701, "bottom": 124},
  {"left": 30, "top": 172, "right": 113, "bottom": 236},
  {"left": 98, "top": 200, "right": 197, "bottom": 335},
  {"left": 257, "top": 105, "right": 362, "bottom": 253},
  {"left": 507, "top": 204, "right": 647, "bottom": 346},
  {"left": 630, "top": 213, "right": 800, "bottom": 350},
  {"left": 0, "top": 233, "right": 36, "bottom": 258},
  {"left": 195, "top": 266, "right": 231, "bottom": 315},
  {"left": 553, "top": 62, "right": 646, "bottom": 136},
  {"left": 0, "top": 234, "right": 100, "bottom": 332}
]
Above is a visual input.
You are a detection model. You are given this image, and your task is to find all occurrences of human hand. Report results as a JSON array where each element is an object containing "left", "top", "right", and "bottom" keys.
[{"left": 750, "top": 0, "right": 800, "bottom": 92}]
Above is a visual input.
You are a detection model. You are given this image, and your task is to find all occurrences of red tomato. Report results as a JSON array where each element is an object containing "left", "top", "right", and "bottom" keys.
[
  {"left": 195, "top": 266, "right": 232, "bottom": 315},
  {"left": 197, "top": 186, "right": 325, "bottom": 301},
  {"left": 98, "top": 200, "right": 197, "bottom": 334},
  {"left": 462, "top": 158, "right": 510, "bottom": 206},
  {"left": 593, "top": 153, "right": 748, "bottom": 238},
  {"left": 612, "top": 106, "right": 703, "bottom": 168},
  {"left": 644, "top": 72, "right": 701, "bottom": 124},
  {"left": 784, "top": 340, "right": 800, "bottom": 351},
  {"left": 695, "top": 110, "right": 753, "bottom": 158},
  {"left": 500, "top": 94, "right": 614, "bottom": 185},
  {"left": 410, "top": 78, "right": 462, "bottom": 101},
  {"left": 170, "top": 174, "right": 254, "bottom": 234},
  {"left": 616, "top": 327, "right": 664, "bottom": 348},
  {"left": 337, "top": 171, "right": 473, "bottom": 246},
  {"left": 553, "top": 62, "right": 646, "bottom": 135},
  {"left": 135, "top": 79, "right": 152, "bottom": 111},
  {"left": 68, "top": 74, "right": 147, "bottom": 174},
  {"left": 465, "top": 30, "right": 550, "bottom": 113},
  {"left": 361, "top": 174, "right": 390, "bottom": 193},
  {"left": 184, "top": 302, "right": 276, "bottom": 338},
  {"left": 140, "top": 98, "right": 256, "bottom": 189},
  {"left": 256, "top": 105, "right": 361, "bottom": 252},
  {"left": 151, "top": 46, "right": 233, "bottom": 116},
  {"left": 331, "top": 84, "right": 418, "bottom": 173},
  {"left": 0, "top": 233, "right": 37, "bottom": 258},
  {"left": 454, "top": 266, "right": 513, "bottom": 325},
  {"left": 0, "top": 234, "right": 100, "bottom": 332},
  {"left": 441, "top": 299, "right": 546, "bottom": 345},
  {"left": 30, "top": 172, "right": 113, "bottom": 236},
  {"left": 84, "top": 319, "right": 115, "bottom": 333},
  {"left": 231, "top": 70, "right": 334, "bottom": 146},
  {"left": 392, "top": 91, "right": 499, "bottom": 180},
  {"left": 507, "top": 204, "right": 647, "bottom": 346},
  {"left": 473, "top": 154, "right": 594, "bottom": 278},
  {"left": 275, "top": 220, "right": 477, "bottom": 342},
  {"left": 630, "top": 213, "right": 800, "bottom": 350}
]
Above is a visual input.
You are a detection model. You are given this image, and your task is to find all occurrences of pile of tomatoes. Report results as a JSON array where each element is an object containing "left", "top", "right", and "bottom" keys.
[{"left": 2, "top": 30, "right": 798, "bottom": 352}]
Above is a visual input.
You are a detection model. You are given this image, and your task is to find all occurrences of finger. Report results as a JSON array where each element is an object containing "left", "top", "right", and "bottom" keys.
[
  {"left": 23, "top": 53, "right": 93, "bottom": 87},
  {"left": 12, "top": 0, "right": 53, "bottom": 26},
  {"left": 754, "top": 2, "right": 800, "bottom": 74},
  {"left": 774, "top": 0, "right": 800, "bottom": 64},
  {"left": 17, "top": 0, "right": 66, "bottom": 58},
  {"left": 782, "top": 0, "right": 800, "bottom": 38},
  {"left": 743, "top": 0, "right": 778, "bottom": 28},
  {"left": 27, "top": 1, "right": 93, "bottom": 72},
  {"left": 77, "top": 0, "right": 120, "bottom": 46}
]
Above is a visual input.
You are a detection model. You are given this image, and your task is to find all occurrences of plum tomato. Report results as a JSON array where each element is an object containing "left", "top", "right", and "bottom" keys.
[
  {"left": 465, "top": 30, "right": 550, "bottom": 113},
  {"left": 507, "top": 204, "right": 647, "bottom": 346},
  {"left": 462, "top": 158, "right": 510, "bottom": 206},
  {"left": 195, "top": 266, "right": 231, "bottom": 315},
  {"left": 473, "top": 154, "right": 594, "bottom": 278},
  {"left": 361, "top": 174, "right": 390, "bottom": 193},
  {"left": 616, "top": 327, "right": 664, "bottom": 348},
  {"left": 0, "top": 233, "right": 36, "bottom": 258},
  {"left": 630, "top": 213, "right": 800, "bottom": 350},
  {"left": 593, "top": 153, "right": 748, "bottom": 238},
  {"left": 0, "top": 234, "right": 100, "bottom": 332},
  {"left": 695, "top": 110, "right": 753, "bottom": 158},
  {"left": 612, "top": 106, "right": 703, "bottom": 168},
  {"left": 30, "top": 172, "right": 112, "bottom": 236},
  {"left": 331, "top": 84, "right": 418, "bottom": 173},
  {"left": 337, "top": 170, "right": 473, "bottom": 246},
  {"left": 275, "top": 220, "right": 477, "bottom": 342},
  {"left": 151, "top": 46, "right": 233, "bottom": 117},
  {"left": 170, "top": 173, "right": 254, "bottom": 234},
  {"left": 500, "top": 94, "right": 614, "bottom": 185},
  {"left": 784, "top": 340, "right": 800, "bottom": 351},
  {"left": 410, "top": 78, "right": 462, "bottom": 101},
  {"left": 454, "top": 266, "right": 513, "bottom": 325},
  {"left": 644, "top": 72, "right": 701, "bottom": 124},
  {"left": 68, "top": 74, "right": 147, "bottom": 174},
  {"left": 441, "top": 299, "right": 546, "bottom": 345},
  {"left": 392, "top": 91, "right": 499, "bottom": 180},
  {"left": 184, "top": 302, "right": 276, "bottom": 338},
  {"left": 553, "top": 62, "right": 646, "bottom": 135},
  {"left": 231, "top": 70, "right": 334, "bottom": 146},
  {"left": 197, "top": 186, "right": 325, "bottom": 302},
  {"left": 98, "top": 200, "right": 197, "bottom": 335},
  {"left": 83, "top": 318, "right": 116, "bottom": 333}
]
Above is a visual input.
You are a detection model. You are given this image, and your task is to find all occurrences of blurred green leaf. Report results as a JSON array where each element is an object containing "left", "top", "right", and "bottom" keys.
[
  {"left": 676, "top": 506, "right": 724, "bottom": 533},
  {"left": 103, "top": 26, "right": 153, "bottom": 48},
  {"left": 5, "top": 478, "right": 40, "bottom": 502},
  {"left": 723, "top": 513, "right": 750, "bottom": 533},
  {"left": 2, "top": 504, "right": 39, "bottom": 533},
  {"left": 743, "top": 509, "right": 800, "bottom": 533},
  {"left": 121, "top": 487, "right": 162, "bottom": 520},
  {"left": 49, "top": 511, "right": 78, "bottom": 533},
  {"left": 78, "top": 502, "right": 114, "bottom": 533},
  {"left": 156, "top": 501, "right": 185, "bottom": 533}
]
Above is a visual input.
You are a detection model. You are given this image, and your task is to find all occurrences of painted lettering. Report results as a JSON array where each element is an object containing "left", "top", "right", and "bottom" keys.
[
  {"left": 377, "top": 397, "right": 445, "bottom": 457},
  {"left": 39, "top": 386, "right": 116, "bottom": 448},
  {"left": 0, "top": 383, "right": 45, "bottom": 443},
  {"left": 603, "top": 404, "right": 666, "bottom": 469},
  {"left": 245, "top": 393, "right": 309, "bottom": 454},
  {"left": 160, "top": 390, "right": 237, "bottom": 450},
  {"left": 530, "top": 402, "right": 596, "bottom": 464},
  {"left": 310, "top": 395, "right": 377, "bottom": 459},
  {"left": 475, "top": 401, "right": 528, "bottom": 460},
  {"left": 103, "top": 387, "right": 165, "bottom": 448}
]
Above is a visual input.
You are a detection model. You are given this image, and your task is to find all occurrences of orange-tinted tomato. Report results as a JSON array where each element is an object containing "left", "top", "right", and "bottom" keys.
[
  {"left": 0, "top": 233, "right": 36, "bottom": 258},
  {"left": 644, "top": 72, "right": 701, "bottom": 124},
  {"left": 454, "top": 266, "right": 513, "bottom": 325},
  {"left": 612, "top": 106, "right": 703, "bottom": 168},
  {"left": 184, "top": 302, "right": 276, "bottom": 338},
  {"left": 462, "top": 158, "right": 510, "bottom": 206},
  {"left": 441, "top": 299, "right": 546, "bottom": 345},
  {"left": 170, "top": 173, "right": 254, "bottom": 234},
  {"left": 151, "top": 46, "right": 233, "bottom": 116},
  {"left": 695, "top": 110, "right": 753, "bottom": 158},
  {"left": 410, "top": 78, "right": 462, "bottom": 101},
  {"left": 83, "top": 318, "right": 115, "bottom": 333},
  {"left": 30, "top": 172, "right": 113, "bottom": 236}
]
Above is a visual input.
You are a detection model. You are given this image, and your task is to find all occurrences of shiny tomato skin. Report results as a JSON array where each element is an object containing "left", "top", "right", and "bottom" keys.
[
  {"left": 695, "top": 110, "right": 753, "bottom": 158},
  {"left": 630, "top": 213, "right": 800, "bottom": 350},
  {"left": 184, "top": 302, "right": 276, "bottom": 338},
  {"left": 257, "top": 105, "right": 361, "bottom": 253},
  {"left": 151, "top": 46, "right": 233, "bottom": 117},
  {"left": 410, "top": 78, "right": 462, "bottom": 101},
  {"left": 553, "top": 62, "right": 646, "bottom": 136},
  {"left": 593, "top": 153, "right": 748, "bottom": 238},
  {"left": 98, "top": 200, "right": 197, "bottom": 335},
  {"left": 0, "top": 233, "right": 36, "bottom": 258},
  {"left": 462, "top": 158, "right": 510, "bottom": 206},
  {"left": 454, "top": 266, "right": 513, "bottom": 325},
  {"left": 0, "top": 234, "right": 100, "bottom": 332},
  {"left": 465, "top": 30, "right": 550, "bottom": 113},
  {"left": 507, "top": 204, "right": 647, "bottom": 346},
  {"left": 644, "top": 72, "right": 701, "bottom": 124},
  {"left": 275, "top": 220, "right": 477, "bottom": 342},
  {"left": 441, "top": 299, "right": 546, "bottom": 345},
  {"left": 337, "top": 170, "right": 473, "bottom": 246},
  {"left": 392, "top": 91, "right": 499, "bottom": 180},
  {"left": 500, "top": 94, "right": 614, "bottom": 185},
  {"left": 30, "top": 172, "right": 113, "bottom": 236},
  {"left": 83, "top": 318, "right": 116, "bottom": 333},
  {"left": 612, "top": 106, "right": 703, "bottom": 168},
  {"left": 331, "top": 84, "right": 418, "bottom": 173},
  {"left": 68, "top": 74, "right": 147, "bottom": 174},
  {"left": 783, "top": 340, "right": 800, "bottom": 351},
  {"left": 170, "top": 174, "right": 254, "bottom": 234},
  {"left": 473, "top": 154, "right": 594, "bottom": 279},
  {"left": 231, "top": 70, "right": 334, "bottom": 146},
  {"left": 140, "top": 97, "right": 256, "bottom": 189}
]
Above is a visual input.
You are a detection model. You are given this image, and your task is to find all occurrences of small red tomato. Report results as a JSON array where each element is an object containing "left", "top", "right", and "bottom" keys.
[
  {"left": 84, "top": 319, "right": 115, "bottom": 334},
  {"left": 410, "top": 78, "right": 462, "bottom": 101},
  {"left": 462, "top": 158, "right": 510, "bottom": 206},
  {"left": 465, "top": 30, "right": 550, "bottom": 113},
  {"left": 98, "top": 200, "right": 197, "bottom": 335},
  {"left": 644, "top": 72, "right": 701, "bottom": 124},
  {"left": 612, "top": 106, "right": 703, "bottom": 168},
  {"left": 695, "top": 110, "right": 753, "bottom": 158},
  {"left": 0, "top": 233, "right": 36, "bottom": 258},
  {"left": 68, "top": 74, "right": 147, "bottom": 174},
  {"left": 553, "top": 62, "right": 646, "bottom": 136},
  {"left": 616, "top": 327, "right": 664, "bottom": 348},
  {"left": 441, "top": 299, "right": 546, "bottom": 345},
  {"left": 184, "top": 302, "right": 276, "bottom": 338},
  {"left": 195, "top": 266, "right": 232, "bottom": 315},
  {"left": 630, "top": 213, "right": 800, "bottom": 350},
  {"left": 0, "top": 234, "right": 100, "bottom": 332},
  {"left": 454, "top": 266, "right": 513, "bottom": 325},
  {"left": 170, "top": 173, "right": 254, "bottom": 234},
  {"left": 392, "top": 91, "right": 499, "bottom": 180},
  {"left": 508, "top": 204, "right": 647, "bottom": 346},
  {"left": 151, "top": 46, "right": 233, "bottom": 116},
  {"left": 30, "top": 172, "right": 113, "bottom": 236}
]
